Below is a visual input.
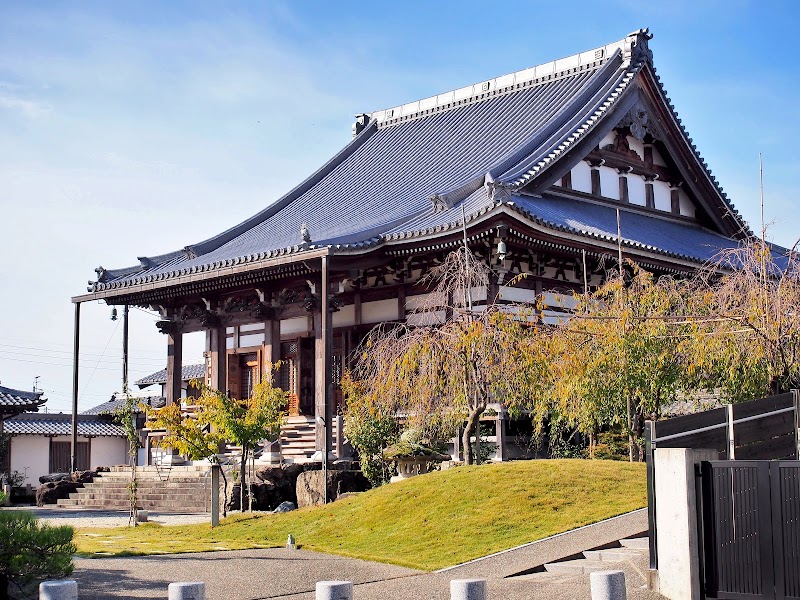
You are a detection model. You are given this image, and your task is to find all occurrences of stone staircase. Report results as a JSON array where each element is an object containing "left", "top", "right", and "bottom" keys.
[
  {"left": 279, "top": 416, "right": 341, "bottom": 463},
  {"left": 56, "top": 466, "right": 216, "bottom": 513},
  {"left": 513, "top": 536, "right": 649, "bottom": 581}
]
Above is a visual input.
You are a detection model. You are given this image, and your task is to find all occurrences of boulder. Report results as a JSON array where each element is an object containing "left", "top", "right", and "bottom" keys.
[
  {"left": 295, "top": 470, "right": 370, "bottom": 508},
  {"left": 273, "top": 501, "right": 296, "bottom": 513},
  {"left": 72, "top": 470, "right": 96, "bottom": 484},
  {"left": 38, "top": 473, "right": 71, "bottom": 484},
  {"left": 36, "top": 480, "right": 81, "bottom": 506}
]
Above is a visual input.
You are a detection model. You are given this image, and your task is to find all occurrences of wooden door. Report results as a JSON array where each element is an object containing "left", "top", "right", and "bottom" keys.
[{"left": 50, "top": 441, "right": 89, "bottom": 472}]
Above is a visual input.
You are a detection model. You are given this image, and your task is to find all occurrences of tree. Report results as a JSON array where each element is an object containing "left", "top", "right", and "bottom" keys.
[
  {"left": 112, "top": 394, "right": 141, "bottom": 527},
  {"left": 532, "top": 266, "right": 693, "bottom": 461},
  {"left": 347, "top": 248, "right": 521, "bottom": 466},
  {"left": 149, "top": 379, "right": 286, "bottom": 512},
  {"left": 0, "top": 511, "right": 75, "bottom": 600},
  {"left": 688, "top": 238, "right": 800, "bottom": 400},
  {"left": 340, "top": 373, "right": 400, "bottom": 487}
]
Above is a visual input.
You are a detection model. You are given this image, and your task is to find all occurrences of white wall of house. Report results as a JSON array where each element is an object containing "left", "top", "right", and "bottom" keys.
[
  {"left": 9, "top": 436, "right": 48, "bottom": 487},
  {"left": 9, "top": 435, "right": 128, "bottom": 487},
  {"left": 90, "top": 436, "right": 128, "bottom": 469}
]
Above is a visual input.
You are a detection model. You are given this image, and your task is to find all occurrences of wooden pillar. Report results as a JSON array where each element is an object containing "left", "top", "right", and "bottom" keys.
[
  {"left": 206, "top": 325, "right": 227, "bottom": 392},
  {"left": 315, "top": 256, "right": 333, "bottom": 454},
  {"left": 164, "top": 323, "right": 183, "bottom": 406},
  {"left": 263, "top": 316, "right": 281, "bottom": 382},
  {"left": 397, "top": 286, "right": 406, "bottom": 321},
  {"left": 590, "top": 165, "right": 601, "bottom": 196}
]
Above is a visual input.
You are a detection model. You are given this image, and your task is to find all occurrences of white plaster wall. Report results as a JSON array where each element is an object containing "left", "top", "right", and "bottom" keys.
[
  {"left": 628, "top": 137, "right": 645, "bottom": 160},
  {"left": 541, "top": 292, "right": 578, "bottom": 309},
  {"left": 572, "top": 161, "right": 593, "bottom": 194},
  {"left": 679, "top": 189, "right": 696, "bottom": 218},
  {"left": 652, "top": 146, "right": 667, "bottom": 167},
  {"left": 406, "top": 310, "right": 447, "bottom": 326},
  {"left": 600, "top": 131, "right": 616, "bottom": 148},
  {"left": 654, "top": 180, "right": 672, "bottom": 212},
  {"left": 281, "top": 316, "right": 309, "bottom": 335},
  {"left": 239, "top": 333, "right": 264, "bottom": 347},
  {"left": 362, "top": 299, "right": 398, "bottom": 324},
  {"left": 9, "top": 436, "right": 49, "bottom": 487},
  {"left": 226, "top": 337, "right": 234, "bottom": 349},
  {"left": 628, "top": 175, "right": 647, "bottom": 206},
  {"left": 332, "top": 304, "right": 356, "bottom": 327},
  {"left": 239, "top": 323, "right": 263, "bottom": 333},
  {"left": 91, "top": 437, "right": 128, "bottom": 469},
  {"left": 599, "top": 166, "right": 620, "bottom": 200},
  {"left": 498, "top": 286, "right": 536, "bottom": 303},
  {"left": 405, "top": 292, "right": 446, "bottom": 311}
]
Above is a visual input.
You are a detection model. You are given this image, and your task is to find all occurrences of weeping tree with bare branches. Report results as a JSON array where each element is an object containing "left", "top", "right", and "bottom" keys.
[
  {"left": 686, "top": 238, "right": 800, "bottom": 400},
  {"left": 345, "top": 248, "right": 524, "bottom": 466}
]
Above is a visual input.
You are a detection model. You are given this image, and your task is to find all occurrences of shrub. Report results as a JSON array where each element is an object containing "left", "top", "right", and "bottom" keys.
[{"left": 0, "top": 511, "right": 75, "bottom": 600}]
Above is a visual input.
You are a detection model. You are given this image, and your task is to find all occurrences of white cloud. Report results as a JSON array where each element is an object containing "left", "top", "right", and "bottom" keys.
[{"left": 0, "top": 93, "right": 52, "bottom": 118}]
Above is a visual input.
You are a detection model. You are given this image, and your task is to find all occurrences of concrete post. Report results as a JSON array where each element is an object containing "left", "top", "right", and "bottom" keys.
[
  {"left": 335, "top": 415, "right": 344, "bottom": 459},
  {"left": 316, "top": 581, "right": 352, "bottom": 600},
  {"left": 39, "top": 580, "right": 77, "bottom": 600},
  {"left": 590, "top": 570, "right": 626, "bottom": 600},
  {"left": 211, "top": 464, "right": 220, "bottom": 527},
  {"left": 168, "top": 582, "right": 206, "bottom": 600},
  {"left": 450, "top": 579, "right": 486, "bottom": 600},
  {"left": 494, "top": 410, "right": 507, "bottom": 462},
  {"left": 654, "top": 447, "right": 718, "bottom": 600}
]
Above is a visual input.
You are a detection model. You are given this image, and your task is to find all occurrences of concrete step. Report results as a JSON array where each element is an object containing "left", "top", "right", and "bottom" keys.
[
  {"left": 619, "top": 537, "right": 649, "bottom": 550},
  {"left": 543, "top": 559, "right": 615, "bottom": 575},
  {"left": 583, "top": 549, "right": 645, "bottom": 562}
]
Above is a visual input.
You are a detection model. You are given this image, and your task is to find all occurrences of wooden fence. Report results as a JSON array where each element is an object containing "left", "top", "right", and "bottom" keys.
[{"left": 645, "top": 390, "right": 800, "bottom": 570}]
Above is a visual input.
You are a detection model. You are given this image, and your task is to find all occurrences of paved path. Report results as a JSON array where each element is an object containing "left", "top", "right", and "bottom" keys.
[
  {"left": 7, "top": 505, "right": 209, "bottom": 528},
  {"left": 69, "top": 508, "right": 663, "bottom": 600}
]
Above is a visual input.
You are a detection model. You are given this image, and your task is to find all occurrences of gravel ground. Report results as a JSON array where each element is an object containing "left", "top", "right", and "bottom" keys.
[{"left": 6, "top": 506, "right": 211, "bottom": 528}]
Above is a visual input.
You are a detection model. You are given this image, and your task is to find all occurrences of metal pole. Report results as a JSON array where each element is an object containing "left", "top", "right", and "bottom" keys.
[
  {"left": 70, "top": 302, "right": 81, "bottom": 473},
  {"left": 122, "top": 305, "right": 129, "bottom": 394},
  {"left": 321, "top": 255, "right": 331, "bottom": 504}
]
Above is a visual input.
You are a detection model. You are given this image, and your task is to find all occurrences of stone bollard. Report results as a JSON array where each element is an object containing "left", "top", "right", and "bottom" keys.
[
  {"left": 168, "top": 582, "right": 206, "bottom": 600},
  {"left": 39, "top": 580, "right": 78, "bottom": 600},
  {"left": 316, "top": 580, "right": 353, "bottom": 600},
  {"left": 137, "top": 510, "right": 149, "bottom": 523},
  {"left": 590, "top": 570, "right": 627, "bottom": 600},
  {"left": 450, "top": 579, "right": 486, "bottom": 600}
]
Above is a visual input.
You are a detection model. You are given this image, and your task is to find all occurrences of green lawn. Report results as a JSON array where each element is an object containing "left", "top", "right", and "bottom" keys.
[{"left": 74, "top": 459, "right": 646, "bottom": 570}]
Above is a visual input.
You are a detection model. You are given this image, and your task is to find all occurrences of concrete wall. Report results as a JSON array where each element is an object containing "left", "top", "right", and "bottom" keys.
[{"left": 654, "top": 447, "right": 718, "bottom": 600}]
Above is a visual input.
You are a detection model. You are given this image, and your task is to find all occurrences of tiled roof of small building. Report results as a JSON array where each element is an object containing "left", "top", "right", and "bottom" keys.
[
  {"left": 4, "top": 413, "right": 126, "bottom": 437},
  {"left": 135, "top": 364, "right": 206, "bottom": 388},
  {"left": 81, "top": 395, "right": 165, "bottom": 415},
  {"left": 86, "top": 29, "right": 750, "bottom": 296},
  {"left": 0, "top": 385, "right": 45, "bottom": 413}
]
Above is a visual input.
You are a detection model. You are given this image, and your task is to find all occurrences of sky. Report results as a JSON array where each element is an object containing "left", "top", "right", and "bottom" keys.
[{"left": 1, "top": 1, "right": 798, "bottom": 414}]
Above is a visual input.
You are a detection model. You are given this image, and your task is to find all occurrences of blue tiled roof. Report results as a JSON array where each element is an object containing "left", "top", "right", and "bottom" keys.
[
  {"left": 5, "top": 413, "right": 126, "bottom": 437},
  {"left": 135, "top": 364, "right": 205, "bottom": 388},
  {"left": 88, "top": 30, "right": 748, "bottom": 295},
  {"left": 81, "top": 395, "right": 165, "bottom": 415},
  {"left": 0, "top": 385, "right": 45, "bottom": 411}
]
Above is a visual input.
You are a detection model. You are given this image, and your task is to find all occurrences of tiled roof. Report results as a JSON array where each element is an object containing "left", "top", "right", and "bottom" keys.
[
  {"left": 135, "top": 364, "right": 206, "bottom": 388},
  {"left": 81, "top": 395, "right": 165, "bottom": 415},
  {"left": 0, "top": 385, "right": 45, "bottom": 412},
  {"left": 87, "top": 29, "right": 748, "bottom": 295},
  {"left": 5, "top": 413, "right": 126, "bottom": 437}
]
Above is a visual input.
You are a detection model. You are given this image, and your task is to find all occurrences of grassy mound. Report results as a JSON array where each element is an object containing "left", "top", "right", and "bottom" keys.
[{"left": 75, "top": 459, "right": 646, "bottom": 570}]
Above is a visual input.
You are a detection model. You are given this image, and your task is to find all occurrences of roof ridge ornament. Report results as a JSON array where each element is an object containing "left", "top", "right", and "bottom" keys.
[
  {"left": 624, "top": 28, "right": 653, "bottom": 65},
  {"left": 352, "top": 114, "right": 371, "bottom": 138},
  {"left": 300, "top": 223, "right": 312, "bottom": 249},
  {"left": 484, "top": 173, "right": 516, "bottom": 203}
]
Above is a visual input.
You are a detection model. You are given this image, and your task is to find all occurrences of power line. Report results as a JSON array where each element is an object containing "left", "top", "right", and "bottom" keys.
[
  {"left": 0, "top": 342, "right": 167, "bottom": 362},
  {"left": 0, "top": 348, "right": 165, "bottom": 367},
  {"left": 0, "top": 355, "right": 154, "bottom": 373}
]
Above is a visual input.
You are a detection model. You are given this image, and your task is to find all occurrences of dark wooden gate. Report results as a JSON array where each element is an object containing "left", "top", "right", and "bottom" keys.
[{"left": 699, "top": 460, "right": 800, "bottom": 600}]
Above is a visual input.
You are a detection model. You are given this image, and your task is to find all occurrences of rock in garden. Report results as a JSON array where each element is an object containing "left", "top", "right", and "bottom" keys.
[{"left": 273, "top": 501, "right": 296, "bottom": 513}]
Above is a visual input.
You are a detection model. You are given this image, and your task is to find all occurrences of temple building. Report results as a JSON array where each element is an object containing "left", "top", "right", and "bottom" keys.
[{"left": 74, "top": 29, "right": 754, "bottom": 464}]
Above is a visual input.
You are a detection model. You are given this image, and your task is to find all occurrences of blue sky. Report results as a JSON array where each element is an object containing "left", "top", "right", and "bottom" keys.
[{"left": 1, "top": 1, "right": 798, "bottom": 413}]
